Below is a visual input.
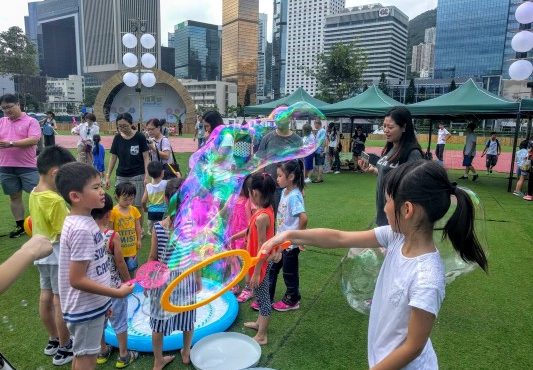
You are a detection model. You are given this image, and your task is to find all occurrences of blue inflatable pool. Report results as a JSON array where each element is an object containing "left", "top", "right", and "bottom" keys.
[{"left": 104, "top": 280, "right": 238, "bottom": 352}]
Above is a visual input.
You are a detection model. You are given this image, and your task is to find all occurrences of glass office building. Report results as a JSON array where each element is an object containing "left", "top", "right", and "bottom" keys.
[
  {"left": 434, "top": 0, "right": 510, "bottom": 79},
  {"left": 222, "top": 0, "right": 258, "bottom": 105},
  {"left": 173, "top": 21, "right": 221, "bottom": 81}
]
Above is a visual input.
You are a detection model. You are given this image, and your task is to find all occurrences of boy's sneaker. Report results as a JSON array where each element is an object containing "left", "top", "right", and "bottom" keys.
[
  {"left": 472, "top": 174, "right": 479, "bottom": 181},
  {"left": 97, "top": 346, "right": 113, "bottom": 365},
  {"left": 250, "top": 301, "right": 259, "bottom": 311},
  {"left": 9, "top": 225, "right": 25, "bottom": 238},
  {"left": 304, "top": 178, "right": 312, "bottom": 184},
  {"left": 272, "top": 300, "right": 300, "bottom": 312},
  {"left": 237, "top": 289, "right": 253, "bottom": 303},
  {"left": 513, "top": 191, "right": 524, "bottom": 197},
  {"left": 334, "top": 171, "right": 340, "bottom": 174},
  {"left": 44, "top": 339, "right": 59, "bottom": 356},
  {"left": 458, "top": 175, "right": 468, "bottom": 180},
  {"left": 53, "top": 340, "right": 73, "bottom": 366}
]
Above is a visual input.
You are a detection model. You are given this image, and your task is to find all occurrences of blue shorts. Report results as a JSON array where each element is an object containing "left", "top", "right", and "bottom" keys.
[
  {"left": 462, "top": 155, "right": 474, "bottom": 167},
  {"left": 314, "top": 152, "right": 325, "bottom": 166},
  {"left": 517, "top": 168, "right": 529, "bottom": 178},
  {"left": 304, "top": 154, "right": 314, "bottom": 171},
  {"left": 0, "top": 167, "right": 39, "bottom": 195}
]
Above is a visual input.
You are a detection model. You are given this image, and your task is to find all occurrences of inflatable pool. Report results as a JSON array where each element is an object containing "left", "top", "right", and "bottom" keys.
[{"left": 104, "top": 280, "right": 238, "bottom": 352}]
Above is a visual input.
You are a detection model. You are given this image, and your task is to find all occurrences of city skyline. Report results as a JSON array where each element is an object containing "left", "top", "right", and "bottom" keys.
[{"left": 3, "top": 0, "right": 437, "bottom": 44}]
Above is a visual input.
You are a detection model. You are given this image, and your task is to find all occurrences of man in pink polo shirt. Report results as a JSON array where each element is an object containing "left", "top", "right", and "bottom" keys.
[{"left": 0, "top": 94, "right": 41, "bottom": 238}]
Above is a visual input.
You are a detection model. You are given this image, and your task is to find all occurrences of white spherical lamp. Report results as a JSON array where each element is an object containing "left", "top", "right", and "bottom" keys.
[
  {"left": 512, "top": 30, "right": 533, "bottom": 53},
  {"left": 140, "top": 33, "right": 156, "bottom": 49},
  {"left": 123, "top": 72, "right": 139, "bottom": 87},
  {"left": 515, "top": 1, "right": 533, "bottom": 25},
  {"left": 141, "top": 72, "right": 156, "bottom": 87},
  {"left": 122, "top": 53, "right": 138, "bottom": 68},
  {"left": 141, "top": 53, "right": 156, "bottom": 68},
  {"left": 122, "top": 33, "right": 137, "bottom": 49},
  {"left": 509, "top": 60, "right": 533, "bottom": 80}
]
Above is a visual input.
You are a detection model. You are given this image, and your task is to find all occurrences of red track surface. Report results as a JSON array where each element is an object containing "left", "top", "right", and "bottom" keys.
[{"left": 55, "top": 135, "right": 514, "bottom": 173}]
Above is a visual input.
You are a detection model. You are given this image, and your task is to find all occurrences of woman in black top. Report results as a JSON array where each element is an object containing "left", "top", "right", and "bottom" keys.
[
  {"left": 360, "top": 107, "right": 423, "bottom": 226},
  {"left": 105, "top": 113, "right": 149, "bottom": 212}
]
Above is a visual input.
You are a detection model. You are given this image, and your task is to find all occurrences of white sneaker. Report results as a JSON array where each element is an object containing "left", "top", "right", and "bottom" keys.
[
  {"left": 53, "top": 340, "right": 73, "bottom": 366},
  {"left": 334, "top": 171, "right": 340, "bottom": 174},
  {"left": 304, "top": 178, "right": 312, "bottom": 184}
]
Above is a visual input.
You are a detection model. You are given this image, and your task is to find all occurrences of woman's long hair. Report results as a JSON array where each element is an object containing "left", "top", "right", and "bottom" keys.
[{"left": 382, "top": 107, "right": 422, "bottom": 164}]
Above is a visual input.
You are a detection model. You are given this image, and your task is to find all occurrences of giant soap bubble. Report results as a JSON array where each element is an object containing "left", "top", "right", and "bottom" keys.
[
  {"left": 148, "top": 102, "right": 326, "bottom": 316},
  {"left": 341, "top": 187, "right": 488, "bottom": 314}
]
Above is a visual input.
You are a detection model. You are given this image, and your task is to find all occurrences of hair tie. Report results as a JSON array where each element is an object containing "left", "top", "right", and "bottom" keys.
[
  {"left": 450, "top": 182, "right": 457, "bottom": 194},
  {"left": 262, "top": 172, "right": 270, "bottom": 178}
]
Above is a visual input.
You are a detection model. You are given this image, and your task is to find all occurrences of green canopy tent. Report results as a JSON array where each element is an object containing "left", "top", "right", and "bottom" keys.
[
  {"left": 244, "top": 87, "right": 330, "bottom": 116},
  {"left": 321, "top": 85, "right": 403, "bottom": 117},
  {"left": 406, "top": 79, "right": 521, "bottom": 191}
]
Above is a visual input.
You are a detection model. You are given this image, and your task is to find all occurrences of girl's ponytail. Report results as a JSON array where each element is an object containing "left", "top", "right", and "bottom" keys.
[{"left": 443, "top": 187, "right": 488, "bottom": 272}]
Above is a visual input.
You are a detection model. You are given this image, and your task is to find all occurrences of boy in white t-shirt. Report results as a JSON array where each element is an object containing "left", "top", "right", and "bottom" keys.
[
  {"left": 435, "top": 123, "right": 451, "bottom": 164},
  {"left": 56, "top": 162, "right": 134, "bottom": 370},
  {"left": 481, "top": 132, "right": 501, "bottom": 174}
]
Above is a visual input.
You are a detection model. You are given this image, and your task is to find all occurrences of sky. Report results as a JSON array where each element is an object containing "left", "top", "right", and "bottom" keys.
[{"left": 1, "top": 0, "right": 438, "bottom": 45}]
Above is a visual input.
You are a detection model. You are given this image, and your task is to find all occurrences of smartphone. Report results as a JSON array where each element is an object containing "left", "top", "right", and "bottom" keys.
[{"left": 361, "top": 151, "right": 370, "bottom": 166}]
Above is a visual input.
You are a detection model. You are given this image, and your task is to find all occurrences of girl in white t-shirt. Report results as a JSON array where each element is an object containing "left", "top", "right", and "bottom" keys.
[{"left": 262, "top": 160, "right": 488, "bottom": 369}]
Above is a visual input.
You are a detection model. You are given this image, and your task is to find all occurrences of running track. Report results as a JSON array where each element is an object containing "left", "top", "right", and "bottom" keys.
[{"left": 55, "top": 135, "right": 515, "bottom": 173}]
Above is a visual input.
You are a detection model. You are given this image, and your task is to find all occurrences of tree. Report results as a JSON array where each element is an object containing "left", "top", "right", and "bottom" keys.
[
  {"left": 378, "top": 72, "right": 390, "bottom": 96},
  {"left": 405, "top": 79, "right": 416, "bottom": 104},
  {"left": 243, "top": 87, "right": 251, "bottom": 107},
  {"left": 237, "top": 103, "right": 245, "bottom": 117},
  {"left": 226, "top": 105, "right": 238, "bottom": 117},
  {"left": 449, "top": 79, "right": 457, "bottom": 92},
  {"left": 306, "top": 42, "right": 367, "bottom": 103},
  {"left": 83, "top": 87, "right": 99, "bottom": 107},
  {"left": 0, "top": 26, "right": 38, "bottom": 76}
]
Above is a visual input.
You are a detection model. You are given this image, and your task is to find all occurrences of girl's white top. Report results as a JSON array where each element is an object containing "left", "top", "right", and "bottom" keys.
[{"left": 369, "top": 226, "right": 445, "bottom": 369}]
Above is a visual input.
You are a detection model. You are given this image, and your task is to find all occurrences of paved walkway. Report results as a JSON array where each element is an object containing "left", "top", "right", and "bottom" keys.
[{"left": 55, "top": 135, "right": 514, "bottom": 173}]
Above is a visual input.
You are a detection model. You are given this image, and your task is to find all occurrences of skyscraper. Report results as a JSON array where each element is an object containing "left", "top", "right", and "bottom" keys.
[
  {"left": 434, "top": 0, "right": 509, "bottom": 79},
  {"left": 257, "top": 13, "right": 268, "bottom": 100},
  {"left": 324, "top": 4, "right": 408, "bottom": 82},
  {"left": 25, "top": 0, "right": 83, "bottom": 78},
  {"left": 411, "top": 27, "right": 435, "bottom": 78},
  {"left": 285, "top": 0, "right": 345, "bottom": 96},
  {"left": 272, "top": 0, "right": 288, "bottom": 99},
  {"left": 81, "top": 0, "right": 161, "bottom": 83},
  {"left": 222, "top": 0, "right": 259, "bottom": 105},
  {"left": 173, "top": 20, "right": 221, "bottom": 81}
]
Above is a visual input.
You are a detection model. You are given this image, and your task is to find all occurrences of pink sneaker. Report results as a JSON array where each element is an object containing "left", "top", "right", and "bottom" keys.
[
  {"left": 523, "top": 195, "right": 533, "bottom": 201},
  {"left": 250, "top": 301, "right": 259, "bottom": 311},
  {"left": 237, "top": 289, "right": 253, "bottom": 303},
  {"left": 272, "top": 300, "right": 300, "bottom": 312}
]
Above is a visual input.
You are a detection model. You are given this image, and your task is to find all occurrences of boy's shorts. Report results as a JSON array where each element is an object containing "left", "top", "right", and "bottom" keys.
[
  {"left": 67, "top": 315, "right": 105, "bottom": 357},
  {"left": 147, "top": 211, "right": 165, "bottom": 221},
  {"left": 38, "top": 264, "right": 59, "bottom": 294},
  {"left": 517, "top": 168, "right": 530, "bottom": 179},
  {"left": 108, "top": 297, "right": 128, "bottom": 334},
  {"left": 314, "top": 152, "right": 325, "bottom": 166}
]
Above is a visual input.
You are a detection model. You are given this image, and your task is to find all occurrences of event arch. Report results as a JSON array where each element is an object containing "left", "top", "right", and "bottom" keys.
[{"left": 93, "top": 69, "right": 196, "bottom": 132}]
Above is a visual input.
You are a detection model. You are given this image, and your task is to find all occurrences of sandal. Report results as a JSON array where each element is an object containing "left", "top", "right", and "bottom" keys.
[
  {"left": 96, "top": 345, "right": 112, "bottom": 365},
  {"left": 237, "top": 288, "right": 253, "bottom": 303},
  {"left": 115, "top": 350, "right": 139, "bottom": 369}
]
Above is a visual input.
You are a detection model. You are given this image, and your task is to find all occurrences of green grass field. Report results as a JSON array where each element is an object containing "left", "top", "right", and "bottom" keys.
[{"left": 0, "top": 155, "right": 531, "bottom": 369}]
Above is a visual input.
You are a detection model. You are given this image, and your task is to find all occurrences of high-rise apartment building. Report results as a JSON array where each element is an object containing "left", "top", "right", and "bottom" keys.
[
  {"left": 173, "top": 20, "right": 221, "bottom": 81},
  {"left": 81, "top": 0, "right": 161, "bottom": 83},
  {"left": 286, "top": 0, "right": 345, "bottom": 96},
  {"left": 272, "top": 0, "right": 288, "bottom": 99},
  {"left": 46, "top": 75, "right": 84, "bottom": 113},
  {"left": 222, "top": 0, "right": 259, "bottom": 105},
  {"left": 324, "top": 4, "right": 407, "bottom": 82},
  {"left": 411, "top": 27, "right": 436, "bottom": 78},
  {"left": 257, "top": 13, "right": 268, "bottom": 100},
  {"left": 424, "top": 27, "right": 436, "bottom": 44},
  {"left": 434, "top": 0, "right": 509, "bottom": 79}
]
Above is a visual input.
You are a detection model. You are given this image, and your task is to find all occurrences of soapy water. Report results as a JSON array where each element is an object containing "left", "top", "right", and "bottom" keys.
[{"left": 341, "top": 187, "right": 488, "bottom": 314}]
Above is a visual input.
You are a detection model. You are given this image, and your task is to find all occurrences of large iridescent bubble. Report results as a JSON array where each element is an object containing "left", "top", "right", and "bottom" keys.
[
  {"left": 341, "top": 187, "right": 488, "bottom": 315},
  {"left": 149, "top": 102, "right": 326, "bottom": 316}
]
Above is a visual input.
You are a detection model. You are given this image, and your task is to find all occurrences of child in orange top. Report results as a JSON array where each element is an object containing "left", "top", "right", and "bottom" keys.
[
  {"left": 110, "top": 182, "right": 142, "bottom": 276},
  {"left": 242, "top": 173, "right": 276, "bottom": 345}
]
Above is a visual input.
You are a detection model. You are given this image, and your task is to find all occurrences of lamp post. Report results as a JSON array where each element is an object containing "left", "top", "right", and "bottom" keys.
[{"left": 122, "top": 19, "right": 157, "bottom": 126}]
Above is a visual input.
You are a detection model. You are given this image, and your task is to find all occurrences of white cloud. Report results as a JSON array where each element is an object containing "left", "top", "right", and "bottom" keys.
[{"left": 2, "top": 1, "right": 436, "bottom": 45}]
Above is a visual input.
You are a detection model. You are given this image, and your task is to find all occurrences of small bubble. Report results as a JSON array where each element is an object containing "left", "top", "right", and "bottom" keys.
[
  {"left": 20, "top": 299, "right": 28, "bottom": 307},
  {"left": 1, "top": 316, "right": 8, "bottom": 324}
]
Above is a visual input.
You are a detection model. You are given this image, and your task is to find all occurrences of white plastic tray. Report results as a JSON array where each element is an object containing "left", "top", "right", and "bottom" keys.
[{"left": 191, "top": 332, "right": 262, "bottom": 370}]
